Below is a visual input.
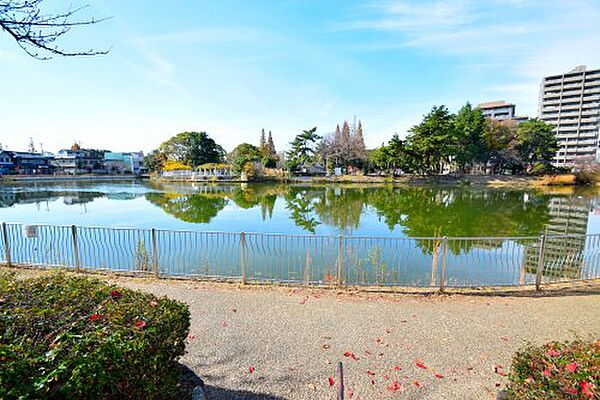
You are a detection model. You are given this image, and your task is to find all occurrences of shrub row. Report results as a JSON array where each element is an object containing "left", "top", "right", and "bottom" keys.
[
  {"left": 508, "top": 338, "right": 599, "bottom": 399},
  {"left": 0, "top": 271, "right": 190, "bottom": 399}
]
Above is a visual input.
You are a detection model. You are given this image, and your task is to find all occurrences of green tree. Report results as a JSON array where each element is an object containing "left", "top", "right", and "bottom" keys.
[
  {"left": 515, "top": 119, "right": 558, "bottom": 171},
  {"left": 454, "top": 103, "right": 486, "bottom": 172},
  {"left": 405, "top": 105, "right": 456, "bottom": 174},
  {"left": 227, "top": 143, "right": 261, "bottom": 174},
  {"left": 158, "top": 132, "right": 224, "bottom": 167},
  {"left": 483, "top": 119, "right": 519, "bottom": 174},
  {"left": 285, "top": 127, "right": 321, "bottom": 170},
  {"left": 144, "top": 149, "right": 167, "bottom": 172}
]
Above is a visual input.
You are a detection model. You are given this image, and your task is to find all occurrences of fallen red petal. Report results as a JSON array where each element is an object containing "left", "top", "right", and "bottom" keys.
[
  {"left": 416, "top": 362, "right": 427, "bottom": 370},
  {"left": 542, "top": 369, "right": 552, "bottom": 377},
  {"left": 387, "top": 380, "right": 405, "bottom": 393},
  {"left": 580, "top": 381, "right": 594, "bottom": 398},
  {"left": 343, "top": 351, "right": 359, "bottom": 361},
  {"left": 546, "top": 349, "right": 561, "bottom": 357},
  {"left": 499, "top": 336, "right": 509, "bottom": 341},
  {"left": 88, "top": 313, "right": 100, "bottom": 322},
  {"left": 328, "top": 377, "right": 335, "bottom": 386},
  {"left": 110, "top": 290, "right": 123, "bottom": 299},
  {"left": 249, "top": 366, "right": 255, "bottom": 373},
  {"left": 413, "top": 381, "right": 421, "bottom": 388},
  {"left": 393, "top": 365, "right": 401, "bottom": 371},
  {"left": 134, "top": 320, "right": 146, "bottom": 329},
  {"left": 367, "top": 370, "right": 376, "bottom": 376},
  {"left": 435, "top": 373, "right": 444, "bottom": 379}
]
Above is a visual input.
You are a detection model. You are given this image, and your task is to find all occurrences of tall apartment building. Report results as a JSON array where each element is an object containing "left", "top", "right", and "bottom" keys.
[{"left": 539, "top": 65, "right": 600, "bottom": 166}]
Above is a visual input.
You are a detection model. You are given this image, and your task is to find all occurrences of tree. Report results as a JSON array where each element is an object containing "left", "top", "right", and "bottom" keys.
[
  {"left": 285, "top": 127, "right": 321, "bottom": 170},
  {"left": 158, "top": 132, "right": 224, "bottom": 168},
  {"left": 267, "top": 131, "right": 276, "bottom": 155},
  {"left": 454, "top": 103, "right": 486, "bottom": 172},
  {"left": 227, "top": 143, "right": 261, "bottom": 174},
  {"left": 351, "top": 120, "right": 367, "bottom": 169},
  {"left": 483, "top": 119, "right": 519, "bottom": 174},
  {"left": 340, "top": 121, "right": 352, "bottom": 169},
  {"left": 515, "top": 119, "right": 557, "bottom": 170},
  {"left": 259, "top": 129, "right": 278, "bottom": 168},
  {"left": 0, "top": 0, "right": 109, "bottom": 59},
  {"left": 405, "top": 105, "right": 456, "bottom": 174},
  {"left": 144, "top": 149, "right": 167, "bottom": 173}
]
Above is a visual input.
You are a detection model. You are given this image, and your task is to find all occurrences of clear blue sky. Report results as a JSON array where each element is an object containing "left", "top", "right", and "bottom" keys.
[{"left": 1, "top": 0, "right": 599, "bottom": 154}]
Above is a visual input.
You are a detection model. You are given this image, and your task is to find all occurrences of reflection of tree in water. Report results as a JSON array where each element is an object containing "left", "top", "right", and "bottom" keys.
[
  {"left": 313, "top": 187, "right": 364, "bottom": 232},
  {"left": 0, "top": 190, "right": 105, "bottom": 208},
  {"left": 284, "top": 187, "right": 321, "bottom": 233},
  {"left": 229, "top": 185, "right": 279, "bottom": 221},
  {"left": 145, "top": 192, "right": 227, "bottom": 223},
  {"left": 365, "top": 186, "right": 554, "bottom": 254}
]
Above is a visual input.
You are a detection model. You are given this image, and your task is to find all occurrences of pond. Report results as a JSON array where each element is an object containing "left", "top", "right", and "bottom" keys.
[
  {"left": 1, "top": 180, "right": 600, "bottom": 287},
  {"left": 2, "top": 179, "right": 600, "bottom": 237}
]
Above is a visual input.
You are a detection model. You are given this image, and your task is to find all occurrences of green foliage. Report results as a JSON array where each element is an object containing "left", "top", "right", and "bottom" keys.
[
  {"left": 286, "top": 127, "right": 321, "bottom": 170},
  {"left": 515, "top": 119, "right": 558, "bottom": 170},
  {"left": 158, "top": 131, "right": 225, "bottom": 168},
  {"left": 453, "top": 103, "right": 487, "bottom": 172},
  {"left": 0, "top": 272, "right": 190, "bottom": 400},
  {"left": 405, "top": 105, "right": 456, "bottom": 174},
  {"left": 507, "top": 339, "right": 599, "bottom": 399},
  {"left": 144, "top": 149, "right": 167, "bottom": 173},
  {"left": 146, "top": 192, "right": 228, "bottom": 223},
  {"left": 227, "top": 143, "right": 261, "bottom": 174}
]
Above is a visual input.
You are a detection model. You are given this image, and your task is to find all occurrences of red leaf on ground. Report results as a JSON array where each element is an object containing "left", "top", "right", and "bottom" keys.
[
  {"left": 435, "top": 373, "right": 444, "bottom": 379},
  {"left": 565, "top": 362, "right": 578, "bottom": 373},
  {"left": 343, "top": 351, "right": 359, "bottom": 361},
  {"left": 110, "top": 290, "right": 123, "bottom": 299},
  {"left": 393, "top": 365, "right": 401, "bottom": 371},
  {"left": 581, "top": 382, "right": 594, "bottom": 398},
  {"left": 546, "top": 349, "right": 561, "bottom": 357},
  {"left": 366, "top": 370, "right": 376, "bottom": 376},
  {"left": 494, "top": 365, "right": 507, "bottom": 376},
  {"left": 413, "top": 381, "right": 421, "bottom": 388},
  {"left": 134, "top": 320, "right": 146, "bottom": 329},
  {"left": 416, "top": 362, "right": 427, "bottom": 370},
  {"left": 249, "top": 366, "right": 255, "bottom": 373},
  {"left": 88, "top": 313, "right": 100, "bottom": 322},
  {"left": 387, "top": 380, "right": 405, "bottom": 393},
  {"left": 328, "top": 377, "right": 335, "bottom": 387},
  {"left": 542, "top": 369, "right": 552, "bottom": 377}
]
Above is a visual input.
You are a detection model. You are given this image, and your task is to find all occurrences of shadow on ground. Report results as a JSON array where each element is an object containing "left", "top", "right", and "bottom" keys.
[{"left": 204, "top": 386, "right": 286, "bottom": 400}]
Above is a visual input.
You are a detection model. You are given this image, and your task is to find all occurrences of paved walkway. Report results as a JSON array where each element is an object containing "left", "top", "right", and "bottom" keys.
[{"left": 115, "top": 279, "right": 600, "bottom": 400}]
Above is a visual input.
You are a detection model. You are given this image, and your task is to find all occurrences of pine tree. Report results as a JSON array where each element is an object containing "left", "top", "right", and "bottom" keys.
[
  {"left": 267, "top": 131, "right": 276, "bottom": 155},
  {"left": 259, "top": 128, "right": 267, "bottom": 150}
]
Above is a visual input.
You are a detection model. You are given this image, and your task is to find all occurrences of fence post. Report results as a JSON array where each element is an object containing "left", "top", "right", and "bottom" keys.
[
  {"left": 305, "top": 248, "right": 311, "bottom": 287},
  {"left": 2, "top": 222, "right": 11, "bottom": 268},
  {"left": 535, "top": 234, "right": 546, "bottom": 291},
  {"left": 151, "top": 228, "right": 159, "bottom": 278},
  {"left": 337, "top": 361, "right": 344, "bottom": 400},
  {"left": 440, "top": 236, "right": 448, "bottom": 292},
  {"left": 337, "top": 235, "right": 343, "bottom": 288},
  {"left": 240, "top": 232, "right": 247, "bottom": 285},
  {"left": 71, "top": 225, "right": 80, "bottom": 273}
]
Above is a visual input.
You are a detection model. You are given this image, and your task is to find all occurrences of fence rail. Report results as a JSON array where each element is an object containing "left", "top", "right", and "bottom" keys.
[{"left": 2, "top": 222, "right": 600, "bottom": 290}]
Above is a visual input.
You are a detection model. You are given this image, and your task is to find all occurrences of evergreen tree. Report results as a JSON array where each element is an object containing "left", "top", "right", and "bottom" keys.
[
  {"left": 515, "top": 119, "right": 557, "bottom": 170},
  {"left": 341, "top": 121, "right": 352, "bottom": 169},
  {"left": 267, "top": 131, "right": 276, "bottom": 155},
  {"left": 259, "top": 129, "right": 267, "bottom": 152},
  {"left": 285, "top": 127, "right": 321, "bottom": 170},
  {"left": 454, "top": 103, "right": 486, "bottom": 172}
]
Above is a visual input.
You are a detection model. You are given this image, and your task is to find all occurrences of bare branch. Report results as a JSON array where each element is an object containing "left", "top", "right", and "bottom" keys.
[{"left": 0, "top": 0, "right": 110, "bottom": 59}]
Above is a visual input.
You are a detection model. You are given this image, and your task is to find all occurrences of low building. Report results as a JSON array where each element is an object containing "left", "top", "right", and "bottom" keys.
[
  {"left": 0, "top": 150, "right": 52, "bottom": 175},
  {"left": 52, "top": 145, "right": 107, "bottom": 175},
  {"left": 103, "top": 151, "right": 144, "bottom": 174},
  {"left": 0, "top": 151, "right": 15, "bottom": 174}
]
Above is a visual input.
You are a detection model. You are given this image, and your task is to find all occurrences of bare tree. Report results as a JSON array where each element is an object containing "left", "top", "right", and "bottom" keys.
[{"left": 0, "top": 0, "right": 109, "bottom": 59}]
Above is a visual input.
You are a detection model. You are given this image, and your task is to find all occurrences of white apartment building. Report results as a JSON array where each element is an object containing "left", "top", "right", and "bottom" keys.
[{"left": 539, "top": 65, "right": 600, "bottom": 166}]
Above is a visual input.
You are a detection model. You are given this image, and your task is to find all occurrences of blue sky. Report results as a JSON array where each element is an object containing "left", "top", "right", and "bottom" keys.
[{"left": 1, "top": 0, "right": 600, "bottom": 154}]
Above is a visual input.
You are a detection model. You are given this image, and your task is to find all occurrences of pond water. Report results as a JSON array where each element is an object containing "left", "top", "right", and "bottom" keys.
[
  {"left": 3, "top": 180, "right": 600, "bottom": 287},
  {"left": 1, "top": 180, "right": 600, "bottom": 238}
]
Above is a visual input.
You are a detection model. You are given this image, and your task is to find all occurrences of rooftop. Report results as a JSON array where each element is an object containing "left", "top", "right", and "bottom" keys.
[{"left": 478, "top": 100, "right": 515, "bottom": 109}]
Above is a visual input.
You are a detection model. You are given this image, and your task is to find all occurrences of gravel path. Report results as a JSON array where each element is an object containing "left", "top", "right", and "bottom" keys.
[{"left": 108, "top": 279, "right": 600, "bottom": 400}]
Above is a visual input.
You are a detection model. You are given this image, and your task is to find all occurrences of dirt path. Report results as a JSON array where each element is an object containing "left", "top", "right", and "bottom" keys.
[{"left": 110, "top": 279, "right": 600, "bottom": 400}]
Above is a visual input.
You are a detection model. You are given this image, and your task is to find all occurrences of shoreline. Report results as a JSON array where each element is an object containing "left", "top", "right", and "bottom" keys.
[{"left": 1, "top": 174, "right": 149, "bottom": 183}]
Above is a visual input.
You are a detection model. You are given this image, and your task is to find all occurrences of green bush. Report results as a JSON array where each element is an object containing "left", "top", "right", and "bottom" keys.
[
  {"left": 507, "top": 339, "right": 599, "bottom": 399},
  {"left": 0, "top": 271, "right": 190, "bottom": 399}
]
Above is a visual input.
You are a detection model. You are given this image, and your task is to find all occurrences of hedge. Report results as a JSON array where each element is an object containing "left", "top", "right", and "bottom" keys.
[
  {"left": 0, "top": 271, "right": 190, "bottom": 399},
  {"left": 507, "top": 338, "right": 599, "bottom": 399}
]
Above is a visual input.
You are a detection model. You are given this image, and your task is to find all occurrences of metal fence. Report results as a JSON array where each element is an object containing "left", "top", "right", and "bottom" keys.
[{"left": 2, "top": 222, "right": 600, "bottom": 290}]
